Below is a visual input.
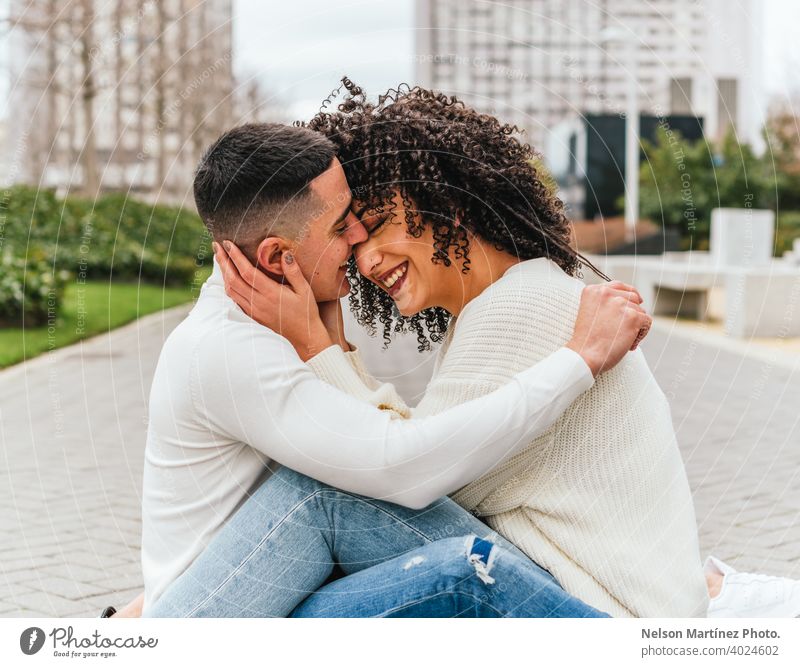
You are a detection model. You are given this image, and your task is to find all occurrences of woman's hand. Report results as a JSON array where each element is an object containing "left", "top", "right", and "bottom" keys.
[
  {"left": 213, "top": 241, "right": 333, "bottom": 361},
  {"left": 566, "top": 281, "right": 652, "bottom": 377}
]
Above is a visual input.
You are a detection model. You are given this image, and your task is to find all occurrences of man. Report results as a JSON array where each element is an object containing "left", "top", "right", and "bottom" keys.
[{"left": 113, "top": 123, "right": 648, "bottom": 617}]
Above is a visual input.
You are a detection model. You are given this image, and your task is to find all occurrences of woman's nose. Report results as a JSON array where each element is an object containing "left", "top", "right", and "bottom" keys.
[{"left": 354, "top": 239, "right": 382, "bottom": 278}]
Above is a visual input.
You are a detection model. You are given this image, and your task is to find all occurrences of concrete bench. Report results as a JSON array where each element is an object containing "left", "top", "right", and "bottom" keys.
[
  {"left": 649, "top": 264, "right": 719, "bottom": 320},
  {"left": 585, "top": 253, "right": 800, "bottom": 338},
  {"left": 581, "top": 208, "right": 800, "bottom": 338},
  {"left": 589, "top": 255, "right": 718, "bottom": 320},
  {"left": 725, "top": 269, "right": 800, "bottom": 338}
]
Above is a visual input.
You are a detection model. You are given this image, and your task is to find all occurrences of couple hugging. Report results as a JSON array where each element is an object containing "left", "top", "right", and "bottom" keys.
[{"left": 110, "top": 80, "right": 798, "bottom": 618}]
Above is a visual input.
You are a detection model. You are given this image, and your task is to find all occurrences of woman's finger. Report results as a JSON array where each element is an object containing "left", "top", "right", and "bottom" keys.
[
  {"left": 623, "top": 301, "right": 647, "bottom": 315},
  {"left": 215, "top": 242, "right": 243, "bottom": 283},
  {"left": 607, "top": 280, "right": 636, "bottom": 292},
  {"left": 216, "top": 243, "right": 255, "bottom": 299},
  {"left": 223, "top": 240, "right": 265, "bottom": 289},
  {"left": 609, "top": 289, "right": 641, "bottom": 303},
  {"left": 226, "top": 280, "right": 260, "bottom": 317},
  {"left": 280, "top": 251, "right": 312, "bottom": 297},
  {"left": 607, "top": 280, "right": 643, "bottom": 303},
  {"left": 630, "top": 314, "right": 652, "bottom": 350}
]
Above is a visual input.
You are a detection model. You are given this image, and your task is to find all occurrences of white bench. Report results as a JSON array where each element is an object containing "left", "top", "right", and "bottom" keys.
[
  {"left": 586, "top": 254, "right": 800, "bottom": 339},
  {"left": 725, "top": 269, "right": 800, "bottom": 338}
]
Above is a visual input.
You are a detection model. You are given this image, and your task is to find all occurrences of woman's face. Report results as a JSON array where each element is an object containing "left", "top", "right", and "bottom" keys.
[{"left": 353, "top": 192, "right": 460, "bottom": 316}]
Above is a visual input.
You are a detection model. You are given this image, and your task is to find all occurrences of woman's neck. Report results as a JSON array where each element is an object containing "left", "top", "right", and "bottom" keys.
[{"left": 441, "top": 239, "right": 520, "bottom": 316}]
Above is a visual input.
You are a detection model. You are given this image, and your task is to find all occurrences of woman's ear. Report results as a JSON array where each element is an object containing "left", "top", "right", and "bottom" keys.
[{"left": 255, "top": 237, "right": 292, "bottom": 277}]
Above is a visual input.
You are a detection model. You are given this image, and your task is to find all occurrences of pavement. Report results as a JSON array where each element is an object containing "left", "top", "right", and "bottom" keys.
[{"left": 1, "top": 306, "right": 799, "bottom": 617}]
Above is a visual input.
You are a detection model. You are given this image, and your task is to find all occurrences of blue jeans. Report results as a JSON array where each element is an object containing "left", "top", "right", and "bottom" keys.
[{"left": 146, "top": 467, "right": 607, "bottom": 618}]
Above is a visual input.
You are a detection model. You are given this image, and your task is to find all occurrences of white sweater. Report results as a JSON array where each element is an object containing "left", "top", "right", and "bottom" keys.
[
  {"left": 309, "top": 258, "right": 709, "bottom": 618},
  {"left": 140, "top": 261, "right": 595, "bottom": 611}
]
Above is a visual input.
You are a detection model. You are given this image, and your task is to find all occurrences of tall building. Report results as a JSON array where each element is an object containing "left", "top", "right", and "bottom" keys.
[
  {"left": 6, "top": 0, "right": 234, "bottom": 199},
  {"left": 415, "top": 0, "right": 764, "bottom": 151}
]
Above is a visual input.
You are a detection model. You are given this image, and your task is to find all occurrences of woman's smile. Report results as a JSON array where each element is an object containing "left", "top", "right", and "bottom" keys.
[{"left": 377, "top": 261, "right": 409, "bottom": 298}]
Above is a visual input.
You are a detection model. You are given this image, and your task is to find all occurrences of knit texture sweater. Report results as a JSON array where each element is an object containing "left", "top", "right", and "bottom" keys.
[{"left": 308, "top": 257, "right": 709, "bottom": 618}]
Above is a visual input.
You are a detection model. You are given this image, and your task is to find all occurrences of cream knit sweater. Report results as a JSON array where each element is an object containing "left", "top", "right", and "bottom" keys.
[{"left": 308, "top": 257, "right": 709, "bottom": 618}]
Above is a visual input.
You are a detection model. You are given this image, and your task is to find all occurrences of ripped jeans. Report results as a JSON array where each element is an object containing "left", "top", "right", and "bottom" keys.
[{"left": 145, "top": 467, "right": 607, "bottom": 618}]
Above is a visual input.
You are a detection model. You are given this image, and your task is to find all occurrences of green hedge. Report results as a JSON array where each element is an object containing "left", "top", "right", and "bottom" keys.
[
  {"left": 2, "top": 186, "right": 210, "bottom": 286},
  {"left": 0, "top": 252, "right": 70, "bottom": 327},
  {"left": 776, "top": 211, "right": 800, "bottom": 257},
  {"left": 0, "top": 186, "right": 210, "bottom": 326},
  {"left": 638, "top": 128, "right": 792, "bottom": 252}
]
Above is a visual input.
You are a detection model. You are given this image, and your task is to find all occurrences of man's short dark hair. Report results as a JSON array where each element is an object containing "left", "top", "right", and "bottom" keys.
[{"left": 193, "top": 122, "right": 336, "bottom": 258}]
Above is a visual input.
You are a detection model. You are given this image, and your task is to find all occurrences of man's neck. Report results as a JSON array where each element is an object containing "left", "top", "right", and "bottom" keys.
[{"left": 317, "top": 299, "right": 351, "bottom": 351}]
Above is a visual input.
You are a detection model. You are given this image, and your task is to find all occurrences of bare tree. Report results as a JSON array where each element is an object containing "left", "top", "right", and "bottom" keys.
[
  {"left": 113, "top": 0, "right": 124, "bottom": 143},
  {"left": 189, "top": 2, "right": 210, "bottom": 168},
  {"left": 765, "top": 97, "right": 800, "bottom": 177},
  {"left": 176, "top": 0, "right": 196, "bottom": 184},
  {"left": 42, "top": 0, "right": 59, "bottom": 178},
  {"left": 77, "top": 0, "right": 99, "bottom": 195},
  {"left": 6, "top": 0, "right": 65, "bottom": 183},
  {"left": 154, "top": 0, "right": 168, "bottom": 189},
  {"left": 234, "top": 73, "right": 289, "bottom": 125},
  {"left": 7, "top": 0, "right": 239, "bottom": 198},
  {"left": 8, "top": 0, "right": 102, "bottom": 194},
  {"left": 135, "top": 0, "right": 147, "bottom": 153}
]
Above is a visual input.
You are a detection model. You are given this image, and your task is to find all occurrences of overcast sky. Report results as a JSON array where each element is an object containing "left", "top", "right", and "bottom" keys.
[
  {"left": 762, "top": 0, "right": 800, "bottom": 95},
  {"left": 233, "top": 0, "right": 800, "bottom": 123},
  {"left": 232, "top": 0, "right": 415, "bottom": 121},
  {"left": 2, "top": 0, "right": 799, "bottom": 122}
]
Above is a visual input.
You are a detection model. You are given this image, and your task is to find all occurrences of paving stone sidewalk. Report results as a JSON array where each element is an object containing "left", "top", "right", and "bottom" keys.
[
  {"left": 1, "top": 308, "right": 798, "bottom": 617},
  {"left": 0, "top": 306, "right": 192, "bottom": 618}
]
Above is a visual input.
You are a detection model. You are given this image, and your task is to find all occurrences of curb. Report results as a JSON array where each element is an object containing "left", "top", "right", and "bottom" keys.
[
  {"left": 0, "top": 304, "right": 193, "bottom": 383},
  {"left": 651, "top": 317, "right": 800, "bottom": 373}
]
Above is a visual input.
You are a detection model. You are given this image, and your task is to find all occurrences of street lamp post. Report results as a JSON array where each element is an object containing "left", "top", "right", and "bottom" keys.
[{"left": 601, "top": 27, "right": 639, "bottom": 242}]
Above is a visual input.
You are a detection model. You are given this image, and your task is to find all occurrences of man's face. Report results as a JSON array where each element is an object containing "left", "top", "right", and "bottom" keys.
[{"left": 292, "top": 158, "right": 367, "bottom": 302}]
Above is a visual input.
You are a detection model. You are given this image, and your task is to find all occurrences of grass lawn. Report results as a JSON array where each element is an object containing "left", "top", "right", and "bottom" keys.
[{"left": 0, "top": 272, "right": 210, "bottom": 369}]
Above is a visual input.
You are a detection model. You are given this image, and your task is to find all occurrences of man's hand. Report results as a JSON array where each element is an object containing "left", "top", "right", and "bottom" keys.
[
  {"left": 110, "top": 592, "right": 144, "bottom": 618},
  {"left": 213, "top": 241, "right": 333, "bottom": 361},
  {"left": 566, "top": 281, "right": 652, "bottom": 377}
]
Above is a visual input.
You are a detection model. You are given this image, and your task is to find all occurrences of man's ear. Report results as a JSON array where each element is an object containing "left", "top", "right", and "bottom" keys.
[{"left": 255, "top": 236, "right": 292, "bottom": 277}]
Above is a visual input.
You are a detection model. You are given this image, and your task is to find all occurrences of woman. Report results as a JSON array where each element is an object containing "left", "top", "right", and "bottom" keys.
[
  {"left": 145, "top": 82, "right": 788, "bottom": 618},
  {"left": 285, "top": 81, "right": 704, "bottom": 616}
]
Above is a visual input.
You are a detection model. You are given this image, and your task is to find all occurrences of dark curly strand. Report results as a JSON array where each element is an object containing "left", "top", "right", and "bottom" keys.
[{"left": 305, "top": 78, "right": 606, "bottom": 350}]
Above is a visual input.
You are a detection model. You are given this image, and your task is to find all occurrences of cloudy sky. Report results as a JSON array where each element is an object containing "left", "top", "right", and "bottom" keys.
[
  {"left": 233, "top": 0, "right": 800, "bottom": 123},
  {"left": 2, "top": 0, "right": 799, "bottom": 122},
  {"left": 232, "top": 0, "right": 416, "bottom": 121}
]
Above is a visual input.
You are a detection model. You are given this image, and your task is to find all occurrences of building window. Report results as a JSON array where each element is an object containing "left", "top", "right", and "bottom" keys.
[
  {"left": 670, "top": 77, "right": 693, "bottom": 114},
  {"left": 716, "top": 78, "right": 738, "bottom": 137}
]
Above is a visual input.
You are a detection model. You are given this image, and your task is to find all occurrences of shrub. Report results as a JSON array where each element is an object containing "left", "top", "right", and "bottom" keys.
[
  {"left": 775, "top": 211, "right": 800, "bottom": 257},
  {"left": 0, "top": 251, "right": 71, "bottom": 327},
  {"left": 638, "top": 127, "right": 782, "bottom": 250},
  {"left": 2, "top": 186, "right": 210, "bottom": 286}
]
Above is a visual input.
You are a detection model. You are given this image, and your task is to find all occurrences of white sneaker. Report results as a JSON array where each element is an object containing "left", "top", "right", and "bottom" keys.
[{"left": 705, "top": 555, "right": 800, "bottom": 618}]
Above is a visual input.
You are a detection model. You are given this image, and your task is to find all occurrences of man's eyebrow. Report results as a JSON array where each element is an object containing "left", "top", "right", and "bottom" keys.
[{"left": 331, "top": 196, "right": 353, "bottom": 227}]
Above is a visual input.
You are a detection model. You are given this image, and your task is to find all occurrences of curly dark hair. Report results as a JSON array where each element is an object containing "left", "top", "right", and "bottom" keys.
[{"left": 305, "top": 78, "right": 605, "bottom": 351}]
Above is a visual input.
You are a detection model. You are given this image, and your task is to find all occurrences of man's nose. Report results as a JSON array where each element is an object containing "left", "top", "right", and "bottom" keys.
[{"left": 345, "top": 214, "right": 368, "bottom": 246}]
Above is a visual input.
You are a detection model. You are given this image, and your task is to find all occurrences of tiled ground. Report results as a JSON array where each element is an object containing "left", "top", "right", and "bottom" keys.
[{"left": 1, "top": 307, "right": 798, "bottom": 617}]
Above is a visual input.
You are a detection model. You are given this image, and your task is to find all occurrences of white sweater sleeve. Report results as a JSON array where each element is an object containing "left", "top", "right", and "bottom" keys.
[
  {"left": 306, "top": 345, "right": 412, "bottom": 419},
  {"left": 194, "top": 322, "right": 593, "bottom": 509}
]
